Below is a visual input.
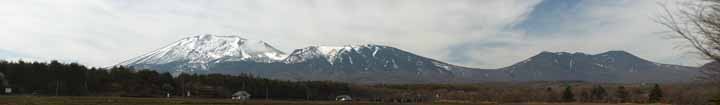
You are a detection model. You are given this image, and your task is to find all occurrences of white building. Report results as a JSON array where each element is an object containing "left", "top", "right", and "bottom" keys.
[
  {"left": 335, "top": 95, "right": 352, "bottom": 102},
  {"left": 232, "top": 91, "right": 251, "bottom": 100},
  {"left": 4, "top": 88, "right": 10, "bottom": 94}
]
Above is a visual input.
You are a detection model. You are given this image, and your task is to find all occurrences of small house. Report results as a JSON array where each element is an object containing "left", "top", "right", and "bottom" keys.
[
  {"left": 336, "top": 95, "right": 352, "bottom": 102},
  {"left": 232, "top": 91, "right": 251, "bottom": 100},
  {"left": 4, "top": 88, "right": 11, "bottom": 94}
]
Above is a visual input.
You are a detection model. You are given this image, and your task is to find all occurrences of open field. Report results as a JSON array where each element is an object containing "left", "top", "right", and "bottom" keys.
[
  {"left": 0, "top": 96, "right": 487, "bottom": 105},
  {"left": 0, "top": 96, "right": 670, "bottom": 105},
  {"left": 502, "top": 103, "right": 668, "bottom": 105}
]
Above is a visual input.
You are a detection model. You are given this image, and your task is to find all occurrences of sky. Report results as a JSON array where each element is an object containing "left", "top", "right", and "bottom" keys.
[{"left": 0, "top": 0, "right": 707, "bottom": 68}]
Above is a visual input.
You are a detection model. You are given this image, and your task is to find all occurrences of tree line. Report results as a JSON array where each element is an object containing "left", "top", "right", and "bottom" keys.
[
  {"left": 0, "top": 60, "right": 712, "bottom": 104},
  {"left": 556, "top": 84, "right": 663, "bottom": 103},
  {"left": 0, "top": 60, "right": 350, "bottom": 100},
  {"left": 373, "top": 82, "right": 680, "bottom": 104}
]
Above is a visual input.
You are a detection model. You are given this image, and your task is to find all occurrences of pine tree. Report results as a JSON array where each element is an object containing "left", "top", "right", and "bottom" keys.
[
  {"left": 590, "top": 85, "right": 608, "bottom": 102},
  {"left": 545, "top": 87, "right": 557, "bottom": 102},
  {"left": 562, "top": 85, "right": 575, "bottom": 102},
  {"left": 162, "top": 83, "right": 174, "bottom": 98},
  {"left": 615, "top": 86, "right": 629, "bottom": 103},
  {"left": 580, "top": 90, "right": 591, "bottom": 102},
  {"left": 711, "top": 95, "right": 720, "bottom": 105},
  {"left": 648, "top": 84, "right": 663, "bottom": 103}
]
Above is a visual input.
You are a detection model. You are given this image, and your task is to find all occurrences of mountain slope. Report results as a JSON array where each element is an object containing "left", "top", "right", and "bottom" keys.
[
  {"left": 213, "top": 44, "right": 503, "bottom": 83},
  {"left": 501, "top": 51, "right": 700, "bottom": 83},
  {"left": 118, "top": 34, "right": 700, "bottom": 83},
  {"left": 118, "top": 35, "right": 499, "bottom": 83},
  {"left": 118, "top": 34, "right": 287, "bottom": 73}
]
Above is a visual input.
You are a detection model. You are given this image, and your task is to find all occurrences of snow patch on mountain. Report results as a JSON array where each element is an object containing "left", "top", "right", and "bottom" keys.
[
  {"left": 284, "top": 44, "right": 384, "bottom": 64},
  {"left": 118, "top": 34, "right": 288, "bottom": 68},
  {"left": 433, "top": 61, "right": 451, "bottom": 70}
]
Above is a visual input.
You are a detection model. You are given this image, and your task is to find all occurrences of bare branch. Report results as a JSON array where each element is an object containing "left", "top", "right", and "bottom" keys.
[{"left": 658, "top": 0, "right": 720, "bottom": 83}]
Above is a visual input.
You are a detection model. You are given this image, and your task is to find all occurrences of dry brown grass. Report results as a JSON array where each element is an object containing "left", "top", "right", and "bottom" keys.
[
  {"left": 0, "top": 96, "right": 496, "bottom": 105},
  {"left": 0, "top": 96, "right": 668, "bottom": 105}
]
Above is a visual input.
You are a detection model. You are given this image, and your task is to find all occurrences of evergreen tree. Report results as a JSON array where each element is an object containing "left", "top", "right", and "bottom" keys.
[
  {"left": 562, "top": 85, "right": 575, "bottom": 102},
  {"left": 615, "top": 86, "right": 629, "bottom": 103},
  {"left": 161, "top": 83, "right": 174, "bottom": 97},
  {"left": 590, "top": 85, "right": 608, "bottom": 102},
  {"left": 711, "top": 95, "right": 720, "bottom": 105},
  {"left": 0, "top": 61, "right": 358, "bottom": 99},
  {"left": 580, "top": 90, "right": 591, "bottom": 102},
  {"left": 545, "top": 87, "right": 557, "bottom": 102},
  {"left": 648, "top": 84, "right": 663, "bottom": 103}
]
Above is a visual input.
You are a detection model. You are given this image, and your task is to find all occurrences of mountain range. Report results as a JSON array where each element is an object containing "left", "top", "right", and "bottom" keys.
[
  {"left": 0, "top": 49, "right": 58, "bottom": 62},
  {"left": 117, "top": 34, "right": 701, "bottom": 83},
  {"left": 0, "top": 49, "right": 24, "bottom": 59},
  {"left": 501, "top": 51, "right": 699, "bottom": 83}
]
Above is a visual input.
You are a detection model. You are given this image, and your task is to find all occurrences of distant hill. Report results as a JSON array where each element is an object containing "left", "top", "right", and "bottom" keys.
[
  {"left": 500, "top": 51, "right": 700, "bottom": 83},
  {"left": 0, "top": 49, "right": 58, "bottom": 62},
  {"left": 0, "top": 49, "right": 24, "bottom": 59}
]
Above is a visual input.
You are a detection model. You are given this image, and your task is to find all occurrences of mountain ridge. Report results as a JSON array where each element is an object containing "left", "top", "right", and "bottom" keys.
[
  {"left": 501, "top": 51, "right": 699, "bottom": 83},
  {"left": 117, "top": 34, "right": 288, "bottom": 73},
  {"left": 117, "top": 34, "right": 701, "bottom": 83}
]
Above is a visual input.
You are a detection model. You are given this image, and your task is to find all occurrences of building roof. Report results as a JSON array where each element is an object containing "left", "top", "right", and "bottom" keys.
[{"left": 233, "top": 91, "right": 250, "bottom": 96}]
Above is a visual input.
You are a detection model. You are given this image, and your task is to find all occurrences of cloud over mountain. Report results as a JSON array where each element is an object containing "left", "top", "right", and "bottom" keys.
[{"left": 0, "top": 0, "right": 703, "bottom": 68}]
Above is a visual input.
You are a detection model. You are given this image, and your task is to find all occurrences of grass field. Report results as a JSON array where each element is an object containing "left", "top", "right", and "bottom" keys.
[
  {"left": 0, "top": 96, "right": 667, "bottom": 105},
  {"left": 0, "top": 96, "right": 489, "bottom": 105}
]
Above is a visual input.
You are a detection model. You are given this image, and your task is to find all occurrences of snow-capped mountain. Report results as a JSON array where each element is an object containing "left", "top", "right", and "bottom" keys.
[
  {"left": 501, "top": 51, "right": 700, "bottom": 83},
  {"left": 284, "top": 44, "right": 453, "bottom": 71},
  {"left": 118, "top": 34, "right": 700, "bottom": 83},
  {"left": 277, "top": 44, "right": 470, "bottom": 83},
  {"left": 118, "top": 35, "right": 501, "bottom": 83},
  {"left": 212, "top": 44, "right": 502, "bottom": 83},
  {"left": 118, "top": 34, "right": 287, "bottom": 73}
]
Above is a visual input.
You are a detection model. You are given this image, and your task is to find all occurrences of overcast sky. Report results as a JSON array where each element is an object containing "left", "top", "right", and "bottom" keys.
[{"left": 0, "top": 0, "right": 707, "bottom": 68}]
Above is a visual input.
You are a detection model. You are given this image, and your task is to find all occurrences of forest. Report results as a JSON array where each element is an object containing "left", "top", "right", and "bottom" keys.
[
  {"left": 0, "top": 60, "right": 354, "bottom": 100},
  {"left": 0, "top": 60, "right": 716, "bottom": 105}
]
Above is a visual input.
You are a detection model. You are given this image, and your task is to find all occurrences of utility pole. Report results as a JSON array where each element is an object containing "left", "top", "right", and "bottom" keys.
[
  {"left": 55, "top": 80, "right": 59, "bottom": 96},
  {"left": 84, "top": 69, "right": 88, "bottom": 94},
  {"left": 265, "top": 87, "right": 269, "bottom": 101},
  {"left": 304, "top": 84, "right": 310, "bottom": 101}
]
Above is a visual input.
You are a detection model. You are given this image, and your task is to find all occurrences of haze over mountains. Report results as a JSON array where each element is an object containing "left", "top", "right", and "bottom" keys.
[
  {"left": 0, "top": 49, "right": 59, "bottom": 62},
  {"left": 501, "top": 51, "right": 699, "bottom": 83},
  {"left": 118, "top": 34, "right": 701, "bottom": 83},
  {"left": 0, "top": 49, "right": 24, "bottom": 59}
]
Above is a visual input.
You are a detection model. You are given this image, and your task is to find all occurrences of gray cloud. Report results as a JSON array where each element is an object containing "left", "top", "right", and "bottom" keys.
[
  {"left": 0, "top": 0, "right": 705, "bottom": 68},
  {"left": 454, "top": 0, "right": 708, "bottom": 68}
]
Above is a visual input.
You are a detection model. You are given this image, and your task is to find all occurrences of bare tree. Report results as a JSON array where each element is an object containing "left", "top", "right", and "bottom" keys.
[{"left": 658, "top": 0, "right": 720, "bottom": 83}]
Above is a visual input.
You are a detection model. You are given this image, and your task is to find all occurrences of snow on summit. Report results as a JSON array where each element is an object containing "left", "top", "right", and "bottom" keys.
[
  {"left": 113, "top": 34, "right": 699, "bottom": 83},
  {"left": 283, "top": 44, "right": 386, "bottom": 64},
  {"left": 119, "top": 34, "right": 288, "bottom": 66}
]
